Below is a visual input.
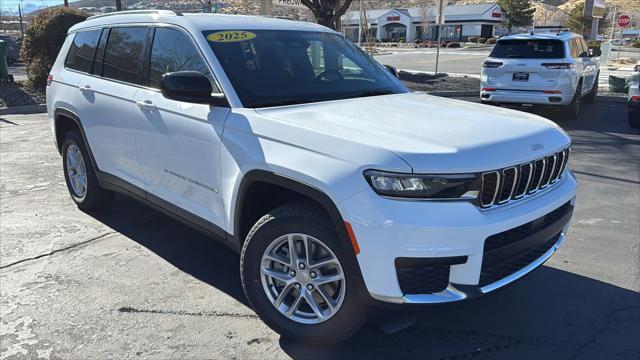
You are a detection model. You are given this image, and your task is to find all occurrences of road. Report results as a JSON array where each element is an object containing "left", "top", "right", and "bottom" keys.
[
  {"left": 1, "top": 99, "right": 639, "bottom": 359},
  {"left": 374, "top": 47, "right": 491, "bottom": 75}
]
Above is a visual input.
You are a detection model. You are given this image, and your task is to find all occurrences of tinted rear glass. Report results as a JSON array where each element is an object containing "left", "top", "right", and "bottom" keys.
[
  {"left": 65, "top": 30, "right": 101, "bottom": 73},
  {"left": 490, "top": 39, "right": 565, "bottom": 59},
  {"left": 103, "top": 27, "right": 149, "bottom": 84}
]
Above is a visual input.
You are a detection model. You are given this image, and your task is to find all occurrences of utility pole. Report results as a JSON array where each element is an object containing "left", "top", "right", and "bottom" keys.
[
  {"left": 609, "top": 4, "right": 616, "bottom": 40},
  {"left": 64, "top": 0, "right": 69, "bottom": 7},
  {"left": 18, "top": 2, "right": 24, "bottom": 37},
  {"left": 115, "top": 0, "right": 122, "bottom": 11},
  {"left": 357, "top": 0, "right": 362, "bottom": 47},
  {"left": 434, "top": 0, "right": 444, "bottom": 74},
  {"left": 259, "top": 0, "right": 272, "bottom": 16}
]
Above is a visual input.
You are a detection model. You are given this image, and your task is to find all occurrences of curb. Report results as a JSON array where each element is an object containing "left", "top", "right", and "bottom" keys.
[{"left": 0, "top": 104, "right": 46, "bottom": 115}]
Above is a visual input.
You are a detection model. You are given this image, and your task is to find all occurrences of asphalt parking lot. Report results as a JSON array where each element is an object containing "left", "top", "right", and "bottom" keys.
[{"left": 1, "top": 98, "right": 638, "bottom": 359}]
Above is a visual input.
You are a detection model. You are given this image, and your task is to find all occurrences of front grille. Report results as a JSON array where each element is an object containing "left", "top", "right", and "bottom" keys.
[
  {"left": 395, "top": 256, "right": 467, "bottom": 295},
  {"left": 479, "top": 148, "right": 569, "bottom": 208},
  {"left": 479, "top": 201, "right": 573, "bottom": 287}
]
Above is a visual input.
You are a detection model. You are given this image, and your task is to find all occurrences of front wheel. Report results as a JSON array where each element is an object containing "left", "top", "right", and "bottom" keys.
[{"left": 240, "top": 202, "right": 367, "bottom": 344}]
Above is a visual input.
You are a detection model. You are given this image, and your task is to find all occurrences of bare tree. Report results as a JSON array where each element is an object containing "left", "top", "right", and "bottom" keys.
[
  {"left": 418, "top": 2, "right": 435, "bottom": 39},
  {"left": 300, "top": 0, "right": 354, "bottom": 30},
  {"left": 115, "top": 0, "right": 122, "bottom": 11},
  {"left": 198, "top": 0, "right": 213, "bottom": 13}
]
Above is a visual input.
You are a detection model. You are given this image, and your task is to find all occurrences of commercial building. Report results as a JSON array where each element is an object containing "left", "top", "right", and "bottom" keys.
[{"left": 341, "top": 3, "right": 507, "bottom": 43}]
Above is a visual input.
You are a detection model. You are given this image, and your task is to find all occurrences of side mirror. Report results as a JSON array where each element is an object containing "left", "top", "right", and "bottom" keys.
[
  {"left": 383, "top": 64, "right": 400, "bottom": 78},
  {"left": 161, "top": 71, "right": 229, "bottom": 107},
  {"left": 589, "top": 48, "right": 601, "bottom": 57}
]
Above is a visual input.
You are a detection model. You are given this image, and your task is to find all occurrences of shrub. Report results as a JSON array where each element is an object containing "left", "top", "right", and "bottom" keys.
[
  {"left": 446, "top": 42, "right": 461, "bottom": 48},
  {"left": 487, "top": 37, "right": 498, "bottom": 44},
  {"left": 631, "top": 39, "right": 640, "bottom": 48},
  {"left": 478, "top": 38, "right": 487, "bottom": 44},
  {"left": 20, "top": 7, "right": 87, "bottom": 88},
  {"left": 468, "top": 36, "right": 479, "bottom": 43}
]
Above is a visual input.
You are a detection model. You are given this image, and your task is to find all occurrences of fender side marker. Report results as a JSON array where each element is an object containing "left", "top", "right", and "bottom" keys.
[{"left": 344, "top": 221, "right": 360, "bottom": 255}]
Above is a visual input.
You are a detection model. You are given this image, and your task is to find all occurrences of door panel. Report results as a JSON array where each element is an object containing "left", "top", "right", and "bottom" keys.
[
  {"left": 76, "top": 76, "right": 144, "bottom": 188},
  {"left": 133, "top": 89, "right": 229, "bottom": 229}
]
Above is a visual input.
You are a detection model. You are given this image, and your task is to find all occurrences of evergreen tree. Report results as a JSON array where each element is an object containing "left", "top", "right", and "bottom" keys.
[{"left": 498, "top": 0, "right": 536, "bottom": 33}]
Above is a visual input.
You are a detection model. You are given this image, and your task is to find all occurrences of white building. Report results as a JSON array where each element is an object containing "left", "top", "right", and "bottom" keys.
[{"left": 341, "top": 3, "right": 507, "bottom": 43}]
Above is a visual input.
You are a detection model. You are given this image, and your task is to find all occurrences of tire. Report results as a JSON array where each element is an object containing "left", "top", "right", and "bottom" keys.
[
  {"left": 240, "top": 202, "right": 368, "bottom": 345},
  {"left": 584, "top": 75, "right": 598, "bottom": 104},
  {"left": 630, "top": 111, "right": 640, "bottom": 129},
  {"left": 62, "top": 130, "right": 114, "bottom": 210},
  {"left": 563, "top": 80, "right": 582, "bottom": 119}
]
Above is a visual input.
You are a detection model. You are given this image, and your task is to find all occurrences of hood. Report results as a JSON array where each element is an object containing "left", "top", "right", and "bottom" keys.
[{"left": 256, "top": 92, "right": 571, "bottom": 173}]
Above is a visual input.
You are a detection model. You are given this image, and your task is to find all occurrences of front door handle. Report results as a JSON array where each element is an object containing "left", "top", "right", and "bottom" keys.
[
  {"left": 78, "top": 84, "right": 92, "bottom": 93},
  {"left": 136, "top": 100, "right": 157, "bottom": 112}
]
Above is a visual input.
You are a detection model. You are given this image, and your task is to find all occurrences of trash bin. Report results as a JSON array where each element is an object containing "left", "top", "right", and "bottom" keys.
[{"left": 0, "top": 40, "right": 14, "bottom": 82}]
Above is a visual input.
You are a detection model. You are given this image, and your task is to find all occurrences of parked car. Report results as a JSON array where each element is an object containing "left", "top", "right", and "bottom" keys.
[
  {"left": 480, "top": 32, "right": 600, "bottom": 119},
  {"left": 0, "top": 35, "right": 20, "bottom": 64},
  {"left": 628, "top": 62, "right": 640, "bottom": 128},
  {"left": 47, "top": 10, "right": 577, "bottom": 344}
]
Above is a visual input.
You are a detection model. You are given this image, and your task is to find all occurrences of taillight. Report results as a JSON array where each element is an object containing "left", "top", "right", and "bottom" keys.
[
  {"left": 483, "top": 61, "right": 503, "bottom": 68},
  {"left": 482, "top": 87, "right": 497, "bottom": 92},
  {"left": 631, "top": 96, "right": 640, "bottom": 102},
  {"left": 541, "top": 63, "right": 572, "bottom": 69},
  {"left": 46, "top": 74, "right": 53, "bottom": 86}
]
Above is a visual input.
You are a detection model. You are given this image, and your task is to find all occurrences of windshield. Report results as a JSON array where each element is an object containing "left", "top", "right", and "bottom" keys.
[
  {"left": 203, "top": 30, "right": 407, "bottom": 108},
  {"left": 490, "top": 39, "right": 565, "bottom": 59}
]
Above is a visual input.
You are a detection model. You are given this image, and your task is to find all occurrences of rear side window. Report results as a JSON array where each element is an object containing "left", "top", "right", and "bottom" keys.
[
  {"left": 103, "top": 27, "right": 149, "bottom": 84},
  {"left": 490, "top": 39, "right": 565, "bottom": 59},
  {"left": 65, "top": 30, "right": 101, "bottom": 73},
  {"left": 147, "top": 28, "right": 211, "bottom": 89}
]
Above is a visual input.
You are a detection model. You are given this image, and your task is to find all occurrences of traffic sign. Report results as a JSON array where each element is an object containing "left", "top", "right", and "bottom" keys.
[{"left": 617, "top": 15, "right": 631, "bottom": 28}]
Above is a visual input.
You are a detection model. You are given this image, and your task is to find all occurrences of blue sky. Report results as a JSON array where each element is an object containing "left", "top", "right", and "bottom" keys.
[{"left": 1, "top": 0, "right": 80, "bottom": 13}]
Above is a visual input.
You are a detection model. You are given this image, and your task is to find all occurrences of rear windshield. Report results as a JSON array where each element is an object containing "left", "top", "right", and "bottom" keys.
[{"left": 490, "top": 39, "right": 565, "bottom": 59}]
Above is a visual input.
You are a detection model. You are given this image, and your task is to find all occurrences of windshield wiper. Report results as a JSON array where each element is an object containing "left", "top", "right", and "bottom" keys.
[
  {"left": 252, "top": 98, "right": 321, "bottom": 108},
  {"left": 337, "top": 89, "right": 395, "bottom": 100}
]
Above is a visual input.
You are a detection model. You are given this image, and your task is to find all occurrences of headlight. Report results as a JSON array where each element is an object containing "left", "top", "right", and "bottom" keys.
[{"left": 364, "top": 170, "right": 481, "bottom": 199}]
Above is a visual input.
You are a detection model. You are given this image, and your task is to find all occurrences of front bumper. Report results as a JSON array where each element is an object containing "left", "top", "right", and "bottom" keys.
[{"left": 340, "top": 170, "right": 577, "bottom": 304}]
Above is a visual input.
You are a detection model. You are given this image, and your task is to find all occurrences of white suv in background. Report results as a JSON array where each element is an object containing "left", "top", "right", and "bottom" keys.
[
  {"left": 481, "top": 32, "right": 600, "bottom": 118},
  {"left": 47, "top": 11, "right": 577, "bottom": 344}
]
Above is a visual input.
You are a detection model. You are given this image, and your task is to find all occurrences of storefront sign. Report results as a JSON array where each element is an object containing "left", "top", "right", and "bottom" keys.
[
  {"left": 492, "top": 11, "right": 501, "bottom": 18},
  {"left": 272, "top": 0, "right": 305, "bottom": 8},
  {"left": 387, "top": 16, "right": 401, "bottom": 21}
]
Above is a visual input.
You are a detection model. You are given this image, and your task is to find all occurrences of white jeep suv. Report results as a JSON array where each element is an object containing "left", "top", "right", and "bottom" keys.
[
  {"left": 47, "top": 11, "right": 577, "bottom": 344},
  {"left": 481, "top": 32, "right": 600, "bottom": 118}
]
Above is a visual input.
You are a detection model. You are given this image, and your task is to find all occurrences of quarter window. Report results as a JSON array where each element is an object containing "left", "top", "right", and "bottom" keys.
[
  {"left": 103, "top": 27, "right": 149, "bottom": 84},
  {"left": 65, "top": 30, "right": 101, "bottom": 73},
  {"left": 148, "top": 28, "right": 211, "bottom": 89}
]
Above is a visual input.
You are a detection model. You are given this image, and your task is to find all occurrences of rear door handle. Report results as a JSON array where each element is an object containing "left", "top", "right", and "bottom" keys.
[
  {"left": 78, "top": 84, "right": 92, "bottom": 92},
  {"left": 136, "top": 100, "right": 157, "bottom": 112}
]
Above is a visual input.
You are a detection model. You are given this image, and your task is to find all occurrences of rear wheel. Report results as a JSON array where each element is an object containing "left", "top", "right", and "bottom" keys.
[
  {"left": 584, "top": 75, "right": 598, "bottom": 104},
  {"left": 563, "top": 81, "right": 582, "bottom": 119},
  {"left": 240, "top": 202, "right": 367, "bottom": 344},
  {"left": 62, "top": 130, "right": 114, "bottom": 209}
]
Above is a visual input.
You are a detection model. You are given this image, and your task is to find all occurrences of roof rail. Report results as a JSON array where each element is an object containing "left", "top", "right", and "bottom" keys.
[{"left": 87, "top": 10, "right": 179, "bottom": 20}]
